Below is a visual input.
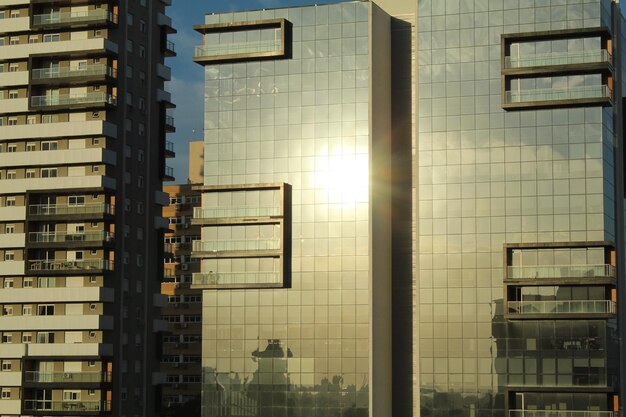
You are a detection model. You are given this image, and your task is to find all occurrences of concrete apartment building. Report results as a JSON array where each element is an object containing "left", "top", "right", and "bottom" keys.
[
  {"left": 0, "top": 0, "right": 175, "bottom": 415},
  {"left": 192, "top": 0, "right": 626, "bottom": 416},
  {"left": 161, "top": 145, "right": 203, "bottom": 413}
]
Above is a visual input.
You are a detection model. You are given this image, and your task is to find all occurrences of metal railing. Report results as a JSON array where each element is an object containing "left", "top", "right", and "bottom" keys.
[
  {"left": 166, "top": 40, "right": 176, "bottom": 52},
  {"left": 194, "top": 40, "right": 281, "bottom": 58},
  {"left": 507, "top": 264, "right": 614, "bottom": 279},
  {"left": 193, "top": 239, "right": 280, "bottom": 252},
  {"left": 505, "top": 85, "right": 611, "bottom": 103},
  {"left": 193, "top": 271, "right": 281, "bottom": 286},
  {"left": 165, "top": 115, "right": 175, "bottom": 126},
  {"left": 32, "top": 9, "right": 117, "bottom": 26},
  {"left": 28, "top": 259, "right": 113, "bottom": 272},
  {"left": 23, "top": 400, "right": 110, "bottom": 412},
  {"left": 29, "top": 203, "right": 114, "bottom": 216},
  {"left": 165, "top": 140, "right": 175, "bottom": 152},
  {"left": 509, "top": 410, "right": 613, "bottom": 417},
  {"left": 31, "top": 65, "right": 116, "bottom": 81},
  {"left": 508, "top": 300, "right": 616, "bottom": 315},
  {"left": 31, "top": 92, "right": 117, "bottom": 107},
  {"left": 193, "top": 206, "right": 280, "bottom": 219},
  {"left": 505, "top": 49, "right": 612, "bottom": 68},
  {"left": 24, "top": 371, "right": 111, "bottom": 383},
  {"left": 29, "top": 231, "right": 113, "bottom": 243},
  {"left": 165, "top": 166, "right": 174, "bottom": 178}
]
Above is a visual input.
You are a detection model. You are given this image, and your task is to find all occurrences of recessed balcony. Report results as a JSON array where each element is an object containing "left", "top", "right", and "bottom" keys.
[
  {"left": 192, "top": 271, "right": 281, "bottom": 288},
  {"left": 505, "top": 49, "right": 612, "bottom": 69},
  {"left": 32, "top": 9, "right": 118, "bottom": 28},
  {"left": 23, "top": 399, "right": 111, "bottom": 413},
  {"left": 31, "top": 65, "right": 117, "bottom": 84},
  {"left": 193, "top": 239, "right": 280, "bottom": 252},
  {"left": 28, "top": 231, "right": 113, "bottom": 247},
  {"left": 24, "top": 371, "right": 111, "bottom": 384},
  {"left": 507, "top": 300, "right": 616, "bottom": 316},
  {"left": 28, "top": 203, "right": 114, "bottom": 219},
  {"left": 509, "top": 410, "right": 613, "bottom": 417},
  {"left": 28, "top": 259, "right": 113, "bottom": 274},
  {"left": 30, "top": 92, "right": 117, "bottom": 110},
  {"left": 194, "top": 40, "right": 281, "bottom": 61},
  {"left": 507, "top": 264, "right": 614, "bottom": 280},
  {"left": 165, "top": 115, "right": 175, "bottom": 133},
  {"left": 192, "top": 206, "right": 281, "bottom": 224},
  {"left": 503, "top": 85, "right": 612, "bottom": 109}
]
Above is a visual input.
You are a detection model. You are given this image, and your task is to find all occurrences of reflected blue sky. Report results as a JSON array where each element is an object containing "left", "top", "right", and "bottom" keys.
[{"left": 166, "top": 0, "right": 339, "bottom": 182}]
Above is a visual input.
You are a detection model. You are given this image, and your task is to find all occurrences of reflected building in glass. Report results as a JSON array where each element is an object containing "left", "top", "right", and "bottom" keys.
[{"left": 192, "top": 0, "right": 626, "bottom": 416}]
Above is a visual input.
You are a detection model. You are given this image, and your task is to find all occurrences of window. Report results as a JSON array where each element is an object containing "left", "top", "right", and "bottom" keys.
[
  {"left": 43, "top": 34, "right": 60, "bottom": 43},
  {"left": 92, "top": 111, "right": 100, "bottom": 119},
  {"left": 1, "top": 361, "right": 11, "bottom": 371},
  {"left": 6, "top": 144, "right": 15, "bottom": 152},
  {"left": 26, "top": 116, "right": 36, "bottom": 125},
  {"left": 3, "top": 279, "right": 13, "bottom": 288},
  {"left": 63, "top": 391, "right": 80, "bottom": 401},
  {"left": 22, "top": 305, "right": 32, "bottom": 315},
  {"left": 9, "top": 64, "right": 18, "bottom": 72},
  {"left": 2, "top": 334, "right": 12, "bottom": 343},
  {"left": 22, "top": 333, "right": 32, "bottom": 343},
  {"left": 138, "top": 123, "right": 145, "bottom": 136},
  {"left": 5, "top": 198, "right": 15, "bottom": 207},
  {"left": 1, "top": 388, "right": 10, "bottom": 399},
  {"left": 6, "top": 171, "right": 15, "bottom": 180},
  {"left": 137, "top": 202, "right": 144, "bottom": 214},
  {"left": 127, "top": 13, "right": 133, "bottom": 26},
  {"left": 4, "top": 252, "right": 14, "bottom": 261},
  {"left": 139, "top": 71, "right": 146, "bottom": 86},
  {"left": 8, "top": 90, "right": 17, "bottom": 99},
  {"left": 126, "top": 65, "right": 133, "bottom": 78},
  {"left": 89, "top": 276, "right": 97, "bottom": 284},
  {"left": 38, "top": 277, "right": 56, "bottom": 288},
  {"left": 41, "top": 168, "right": 58, "bottom": 178},
  {"left": 88, "top": 360, "right": 96, "bottom": 366},
  {"left": 41, "top": 141, "right": 58, "bottom": 151},
  {"left": 139, "top": 20, "right": 146, "bottom": 33},
  {"left": 28, "top": 35, "right": 37, "bottom": 44},
  {"left": 137, "top": 176, "right": 144, "bottom": 188},
  {"left": 139, "top": 97, "right": 145, "bottom": 111},
  {"left": 2, "top": 306, "right": 12, "bottom": 316},
  {"left": 7, "top": 118, "right": 17, "bottom": 126},
  {"left": 37, "top": 332, "right": 54, "bottom": 343},
  {"left": 92, "top": 138, "right": 100, "bottom": 145},
  {"left": 127, "top": 39, "right": 134, "bottom": 52},
  {"left": 9, "top": 37, "right": 18, "bottom": 45},
  {"left": 88, "top": 389, "right": 96, "bottom": 395},
  {"left": 38, "top": 304, "right": 54, "bottom": 316},
  {"left": 138, "top": 150, "right": 144, "bottom": 162},
  {"left": 25, "top": 170, "right": 35, "bottom": 179},
  {"left": 139, "top": 45, "right": 146, "bottom": 58},
  {"left": 23, "top": 278, "right": 32, "bottom": 288},
  {"left": 5, "top": 225, "right": 14, "bottom": 234}
]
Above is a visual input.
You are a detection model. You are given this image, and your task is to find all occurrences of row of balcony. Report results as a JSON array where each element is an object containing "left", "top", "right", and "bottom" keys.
[
  {"left": 28, "top": 203, "right": 114, "bottom": 216},
  {"left": 31, "top": 9, "right": 117, "bottom": 27},
  {"left": 23, "top": 400, "right": 111, "bottom": 412},
  {"left": 193, "top": 206, "right": 281, "bottom": 220},
  {"left": 508, "top": 300, "right": 616, "bottom": 315},
  {"left": 194, "top": 40, "right": 282, "bottom": 60},
  {"left": 28, "top": 230, "right": 113, "bottom": 244},
  {"left": 509, "top": 411, "right": 613, "bottom": 417},
  {"left": 192, "top": 271, "right": 280, "bottom": 286},
  {"left": 24, "top": 371, "right": 112, "bottom": 384},
  {"left": 28, "top": 259, "right": 113, "bottom": 272},
  {"left": 192, "top": 239, "right": 280, "bottom": 252},
  {"left": 31, "top": 92, "right": 117, "bottom": 108},
  {"left": 31, "top": 65, "right": 116, "bottom": 81},
  {"left": 505, "top": 85, "right": 611, "bottom": 105},
  {"left": 504, "top": 49, "right": 611, "bottom": 69},
  {"left": 507, "top": 264, "right": 614, "bottom": 279}
]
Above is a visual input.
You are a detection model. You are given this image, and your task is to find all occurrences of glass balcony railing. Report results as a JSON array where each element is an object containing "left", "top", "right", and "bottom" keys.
[
  {"left": 165, "top": 140, "right": 175, "bottom": 152},
  {"left": 31, "top": 92, "right": 117, "bottom": 108},
  {"left": 23, "top": 400, "right": 110, "bottom": 412},
  {"left": 194, "top": 40, "right": 282, "bottom": 59},
  {"left": 509, "top": 410, "right": 613, "bottom": 417},
  {"left": 29, "top": 203, "right": 114, "bottom": 216},
  {"left": 193, "top": 271, "right": 280, "bottom": 286},
  {"left": 32, "top": 9, "right": 117, "bottom": 26},
  {"left": 505, "top": 49, "right": 612, "bottom": 68},
  {"left": 165, "top": 115, "right": 175, "bottom": 126},
  {"left": 166, "top": 40, "right": 176, "bottom": 52},
  {"left": 29, "top": 231, "right": 113, "bottom": 244},
  {"left": 193, "top": 206, "right": 280, "bottom": 220},
  {"left": 165, "top": 166, "right": 174, "bottom": 178},
  {"left": 193, "top": 239, "right": 280, "bottom": 252},
  {"left": 31, "top": 65, "right": 117, "bottom": 81},
  {"left": 505, "top": 85, "right": 611, "bottom": 104},
  {"left": 28, "top": 259, "right": 113, "bottom": 272},
  {"left": 508, "top": 264, "right": 614, "bottom": 279},
  {"left": 508, "top": 300, "right": 616, "bottom": 315},
  {"left": 24, "top": 371, "right": 111, "bottom": 383}
]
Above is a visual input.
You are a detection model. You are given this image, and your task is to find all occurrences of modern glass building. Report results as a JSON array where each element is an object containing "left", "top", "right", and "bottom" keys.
[{"left": 192, "top": 0, "right": 626, "bottom": 416}]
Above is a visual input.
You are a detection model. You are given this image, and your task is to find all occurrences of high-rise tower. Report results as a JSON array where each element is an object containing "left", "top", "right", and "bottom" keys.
[{"left": 0, "top": 0, "right": 175, "bottom": 415}]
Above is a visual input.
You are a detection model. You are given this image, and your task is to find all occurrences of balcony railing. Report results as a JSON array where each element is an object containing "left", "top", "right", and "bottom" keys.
[
  {"left": 165, "top": 166, "right": 174, "bottom": 178},
  {"left": 508, "top": 300, "right": 616, "bottom": 315},
  {"left": 508, "top": 264, "right": 614, "bottom": 279},
  {"left": 24, "top": 371, "right": 111, "bottom": 383},
  {"left": 194, "top": 40, "right": 281, "bottom": 59},
  {"left": 509, "top": 410, "right": 613, "bottom": 417},
  {"left": 165, "top": 115, "right": 175, "bottom": 126},
  {"left": 29, "top": 231, "right": 113, "bottom": 244},
  {"left": 31, "top": 65, "right": 117, "bottom": 81},
  {"left": 193, "top": 271, "right": 280, "bottom": 286},
  {"left": 32, "top": 9, "right": 117, "bottom": 26},
  {"left": 29, "top": 203, "right": 114, "bottom": 216},
  {"left": 505, "top": 85, "right": 611, "bottom": 104},
  {"left": 165, "top": 140, "right": 175, "bottom": 152},
  {"left": 505, "top": 49, "right": 612, "bottom": 68},
  {"left": 31, "top": 92, "right": 117, "bottom": 108},
  {"left": 29, "top": 259, "right": 113, "bottom": 272},
  {"left": 166, "top": 40, "right": 176, "bottom": 52},
  {"left": 193, "top": 206, "right": 281, "bottom": 219},
  {"left": 23, "top": 400, "right": 110, "bottom": 412},
  {"left": 193, "top": 239, "right": 280, "bottom": 252}
]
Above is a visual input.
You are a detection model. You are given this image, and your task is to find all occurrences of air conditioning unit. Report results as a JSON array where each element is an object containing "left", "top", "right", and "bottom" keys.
[{"left": 181, "top": 264, "right": 188, "bottom": 271}]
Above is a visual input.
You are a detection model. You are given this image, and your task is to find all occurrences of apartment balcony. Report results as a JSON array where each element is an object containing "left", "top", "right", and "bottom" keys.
[
  {"left": 192, "top": 239, "right": 281, "bottom": 258},
  {"left": 27, "top": 259, "right": 113, "bottom": 275},
  {"left": 503, "top": 85, "right": 612, "bottom": 109},
  {"left": 192, "top": 206, "right": 281, "bottom": 225},
  {"left": 0, "top": 97, "right": 28, "bottom": 114},
  {"left": 0, "top": 16, "right": 29, "bottom": 33},
  {"left": 23, "top": 399, "right": 111, "bottom": 413},
  {"left": 507, "top": 299, "right": 616, "bottom": 319},
  {"left": 165, "top": 140, "right": 175, "bottom": 157},
  {"left": 194, "top": 39, "right": 282, "bottom": 64},
  {"left": 28, "top": 203, "right": 115, "bottom": 221},
  {"left": 24, "top": 371, "right": 111, "bottom": 385},
  {"left": 0, "top": 38, "right": 118, "bottom": 61},
  {"left": 32, "top": 9, "right": 118, "bottom": 29},
  {"left": 165, "top": 115, "right": 176, "bottom": 133},
  {"left": 164, "top": 39, "right": 176, "bottom": 57},
  {"left": 28, "top": 231, "right": 114, "bottom": 248},
  {"left": 509, "top": 411, "right": 613, "bottom": 417},
  {"left": 164, "top": 165, "right": 175, "bottom": 181},
  {"left": 0, "top": 70, "right": 29, "bottom": 87},
  {"left": 31, "top": 65, "right": 117, "bottom": 85},
  {"left": 506, "top": 264, "right": 614, "bottom": 284},
  {"left": 0, "top": 120, "right": 117, "bottom": 141},
  {"left": 505, "top": 49, "right": 612, "bottom": 69},
  {"left": 30, "top": 92, "right": 117, "bottom": 110},
  {"left": 0, "top": 287, "right": 114, "bottom": 304},
  {"left": 192, "top": 271, "right": 281, "bottom": 288}
]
